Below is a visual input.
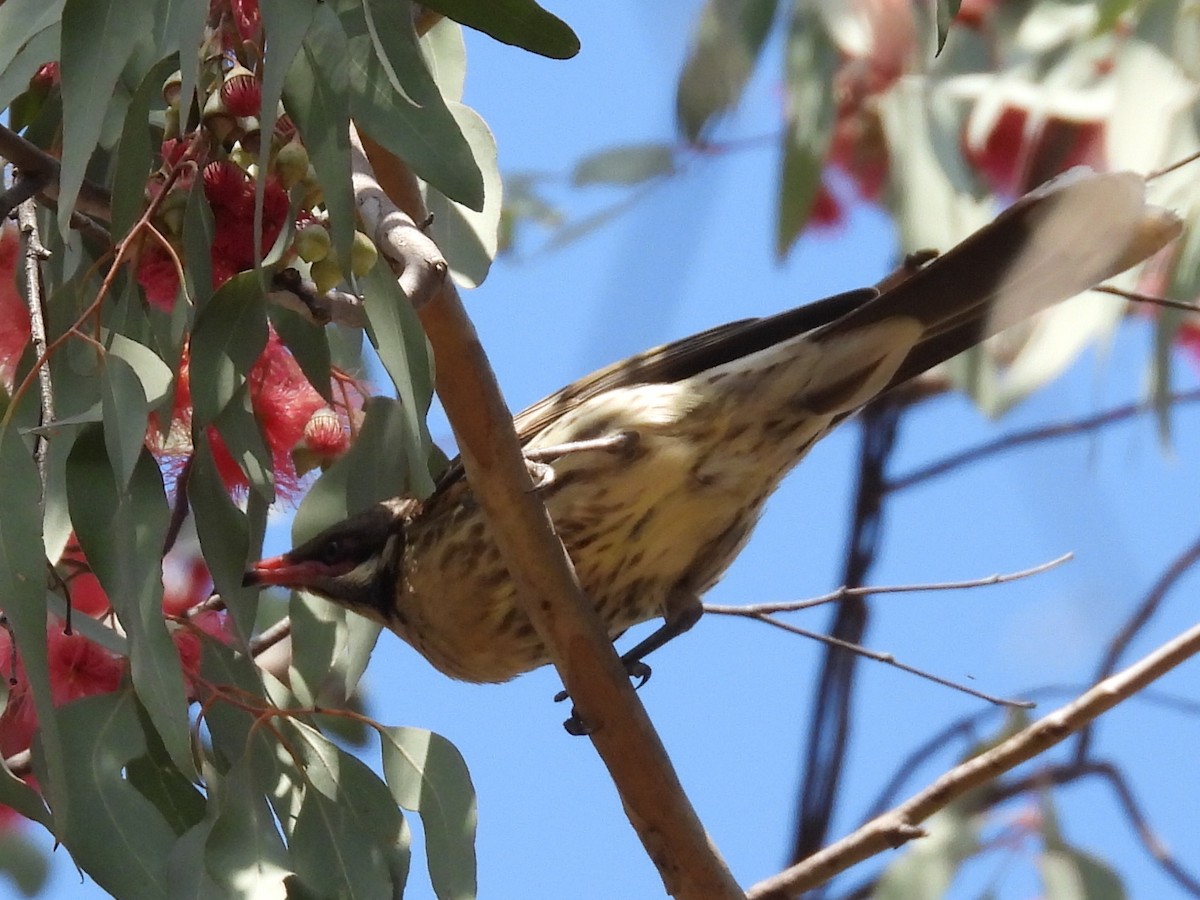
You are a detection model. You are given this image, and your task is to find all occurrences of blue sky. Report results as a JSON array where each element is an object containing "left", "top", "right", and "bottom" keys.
[{"left": 32, "top": 2, "right": 1200, "bottom": 898}]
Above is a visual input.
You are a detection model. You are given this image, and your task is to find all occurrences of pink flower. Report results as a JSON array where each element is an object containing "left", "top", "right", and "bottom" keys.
[{"left": 0, "top": 223, "right": 30, "bottom": 385}]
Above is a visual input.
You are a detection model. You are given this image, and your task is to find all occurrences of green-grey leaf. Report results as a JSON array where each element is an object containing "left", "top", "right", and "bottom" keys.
[
  {"left": 419, "top": 0, "right": 578, "bottom": 59},
  {"left": 572, "top": 143, "right": 677, "bottom": 187},
  {"left": 288, "top": 723, "right": 410, "bottom": 895},
  {"left": 284, "top": 5, "right": 356, "bottom": 269},
  {"left": 65, "top": 428, "right": 194, "bottom": 777},
  {"left": 188, "top": 441, "right": 256, "bottom": 642},
  {"left": 268, "top": 304, "right": 332, "bottom": 402},
  {"left": 675, "top": 0, "right": 778, "bottom": 142},
  {"left": 874, "top": 805, "right": 979, "bottom": 900},
  {"left": 182, "top": 176, "right": 216, "bottom": 312},
  {"left": 106, "top": 332, "right": 174, "bottom": 407},
  {"left": 58, "top": 0, "right": 156, "bottom": 234},
  {"left": 776, "top": 4, "right": 837, "bottom": 257},
  {"left": 212, "top": 383, "right": 275, "bottom": 501},
  {"left": 935, "top": 0, "right": 962, "bottom": 53},
  {"left": 380, "top": 727, "right": 476, "bottom": 900},
  {"left": 43, "top": 691, "right": 177, "bottom": 898},
  {"left": 111, "top": 56, "right": 178, "bottom": 238},
  {"left": 359, "top": 264, "right": 435, "bottom": 497},
  {"left": 424, "top": 102, "right": 502, "bottom": 288},
  {"left": 204, "top": 752, "right": 291, "bottom": 894},
  {"left": 347, "top": 0, "right": 484, "bottom": 211},
  {"left": 1041, "top": 846, "right": 1126, "bottom": 900},
  {"left": 100, "top": 353, "right": 149, "bottom": 490},
  {"left": 188, "top": 271, "right": 268, "bottom": 427},
  {"left": 0, "top": 0, "right": 65, "bottom": 80},
  {"left": 0, "top": 424, "right": 65, "bottom": 828},
  {"left": 0, "top": 827, "right": 50, "bottom": 896}
]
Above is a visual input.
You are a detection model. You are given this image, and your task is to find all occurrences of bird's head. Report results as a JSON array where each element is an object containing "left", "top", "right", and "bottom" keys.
[{"left": 243, "top": 502, "right": 407, "bottom": 626}]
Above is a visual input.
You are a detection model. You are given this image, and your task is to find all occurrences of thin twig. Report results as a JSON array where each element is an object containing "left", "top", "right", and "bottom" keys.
[
  {"left": 729, "top": 610, "right": 1032, "bottom": 707},
  {"left": 887, "top": 390, "right": 1200, "bottom": 493},
  {"left": 1147, "top": 149, "right": 1200, "bottom": 181},
  {"left": 16, "top": 199, "right": 54, "bottom": 488},
  {"left": 747, "top": 618, "right": 1200, "bottom": 899},
  {"left": 1093, "top": 283, "right": 1200, "bottom": 315},
  {"left": 704, "top": 553, "right": 1073, "bottom": 616}
]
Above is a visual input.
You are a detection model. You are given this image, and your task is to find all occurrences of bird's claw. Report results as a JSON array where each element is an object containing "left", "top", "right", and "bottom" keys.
[
  {"left": 562, "top": 709, "right": 593, "bottom": 735},
  {"left": 524, "top": 459, "right": 556, "bottom": 491}
]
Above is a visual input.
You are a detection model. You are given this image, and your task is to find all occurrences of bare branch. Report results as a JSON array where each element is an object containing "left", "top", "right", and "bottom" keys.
[
  {"left": 724, "top": 608, "right": 1032, "bottom": 707},
  {"left": 16, "top": 199, "right": 54, "bottom": 488},
  {"left": 704, "top": 553, "right": 1073, "bottom": 616},
  {"left": 0, "top": 123, "right": 113, "bottom": 224},
  {"left": 746, "top": 619, "right": 1200, "bottom": 899},
  {"left": 1092, "top": 283, "right": 1200, "bottom": 315},
  {"left": 348, "top": 124, "right": 743, "bottom": 900},
  {"left": 887, "top": 390, "right": 1200, "bottom": 493}
]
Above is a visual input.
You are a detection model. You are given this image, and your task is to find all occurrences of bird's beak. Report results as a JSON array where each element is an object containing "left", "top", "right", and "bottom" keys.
[{"left": 243, "top": 554, "right": 317, "bottom": 589}]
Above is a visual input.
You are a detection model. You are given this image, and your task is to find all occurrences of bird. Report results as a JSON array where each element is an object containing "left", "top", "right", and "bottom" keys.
[{"left": 245, "top": 168, "right": 1180, "bottom": 686}]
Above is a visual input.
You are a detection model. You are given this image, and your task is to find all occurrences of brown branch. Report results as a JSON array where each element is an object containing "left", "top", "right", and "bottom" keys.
[
  {"left": 746, "top": 619, "right": 1200, "bottom": 899},
  {"left": 887, "top": 389, "right": 1200, "bottom": 493},
  {"left": 348, "top": 124, "right": 743, "bottom": 900},
  {"left": 0, "top": 122, "right": 113, "bottom": 224}
]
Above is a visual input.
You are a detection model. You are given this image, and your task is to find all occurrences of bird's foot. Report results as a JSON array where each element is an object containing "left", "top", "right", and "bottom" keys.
[
  {"left": 524, "top": 459, "right": 556, "bottom": 491},
  {"left": 554, "top": 659, "right": 653, "bottom": 734}
]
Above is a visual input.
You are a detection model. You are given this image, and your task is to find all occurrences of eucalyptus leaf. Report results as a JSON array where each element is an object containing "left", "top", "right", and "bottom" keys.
[
  {"left": 675, "top": 0, "right": 778, "bottom": 142},
  {"left": 419, "top": 0, "right": 578, "bottom": 59},
  {"left": 346, "top": 0, "right": 484, "bottom": 211},
  {"left": 572, "top": 143, "right": 677, "bottom": 187},
  {"left": 0, "top": 425, "right": 66, "bottom": 828},
  {"left": 43, "top": 691, "right": 178, "bottom": 899},
  {"left": 268, "top": 305, "right": 333, "bottom": 403},
  {"left": 380, "top": 726, "right": 477, "bottom": 900},
  {"left": 100, "top": 353, "right": 149, "bottom": 490},
  {"left": 291, "top": 397, "right": 425, "bottom": 545},
  {"left": 111, "top": 56, "right": 178, "bottom": 237},
  {"left": 776, "top": 4, "right": 837, "bottom": 257},
  {"left": 58, "top": 0, "right": 156, "bottom": 234},
  {"left": 359, "top": 265, "right": 436, "bottom": 495},
  {"left": 65, "top": 428, "right": 194, "bottom": 778},
  {"left": 188, "top": 441, "right": 256, "bottom": 642},
  {"left": 284, "top": 5, "right": 355, "bottom": 269},
  {"left": 188, "top": 271, "right": 268, "bottom": 428},
  {"left": 204, "top": 752, "right": 292, "bottom": 895},
  {"left": 424, "top": 102, "right": 502, "bottom": 288}
]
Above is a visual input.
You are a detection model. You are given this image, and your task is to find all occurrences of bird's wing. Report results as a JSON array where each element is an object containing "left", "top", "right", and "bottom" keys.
[{"left": 508, "top": 287, "right": 878, "bottom": 442}]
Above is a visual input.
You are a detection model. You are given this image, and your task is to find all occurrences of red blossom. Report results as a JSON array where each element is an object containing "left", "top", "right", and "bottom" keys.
[
  {"left": 221, "top": 72, "right": 262, "bottom": 117},
  {"left": 162, "top": 332, "right": 329, "bottom": 499},
  {"left": 230, "top": 0, "right": 262, "bottom": 43},
  {"left": 137, "top": 159, "right": 288, "bottom": 311},
  {"left": 0, "top": 223, "right": 30, "bottom": 385}
]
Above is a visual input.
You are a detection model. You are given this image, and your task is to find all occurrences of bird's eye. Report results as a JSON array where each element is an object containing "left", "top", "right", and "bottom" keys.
[{"left": 320, "top": 539, "right": 346, "bottom": 565}]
